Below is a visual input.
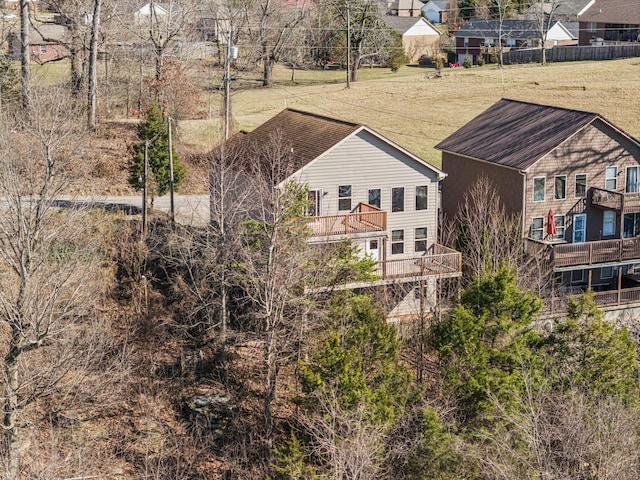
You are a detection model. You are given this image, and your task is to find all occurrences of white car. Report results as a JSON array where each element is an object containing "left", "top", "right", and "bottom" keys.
[{"left": 2, "top": 13, "right": 17, "bottom": 19}]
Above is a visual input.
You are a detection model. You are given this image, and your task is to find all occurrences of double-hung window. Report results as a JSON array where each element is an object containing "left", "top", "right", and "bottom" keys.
[
  {"left": 606, "top": 166, "right": 617, "bottom": 190},
  {"left": 603, "top": 210, "right": 615, "bottom": 236},
  {"left": 575, "top": 173, "right": 586, "bottom": 198},
  {"left": 415, "top": 186, "right": 427, "bottom": 211},
  {"left": 391, "top": 229, "right": 404, "bottom": 254},
  {"left": 414, "top": 227, "right": 427, "bottom": 252},
  {"left": 555, "top": 175, "right": 566, "bottom": 200},
  {"left": 533, "top": 177, "right": 545, "bottom": 202},
  {"left": 531, "top": 217, "right": 544, "bottom": 240},
  {"left": 338, "top": 185, "right": 352, "bottom": 211},
  {"left": 392, "top": 187, "right": 405, "bottom": 212},
  {"left": 553, "top": 215, "right": 566, "bottom": 240}
]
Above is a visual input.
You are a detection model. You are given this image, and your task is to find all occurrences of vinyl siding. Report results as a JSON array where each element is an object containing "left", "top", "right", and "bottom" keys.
[{"left": 291, "top": 130, "right": 440, "bottom": 260}]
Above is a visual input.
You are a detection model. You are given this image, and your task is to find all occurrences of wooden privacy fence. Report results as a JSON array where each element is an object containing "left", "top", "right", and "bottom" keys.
[{"left": 503, "top": 44, "right": 640, "bottom": 65}]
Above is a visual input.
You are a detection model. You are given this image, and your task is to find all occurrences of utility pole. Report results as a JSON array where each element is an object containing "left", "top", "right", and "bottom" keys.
[
  {"left": 168, "top": 117, "right": 175, "bottom": 224},
  {"left": 223, "top": 31, "right": 238, "bottom": 141},
  {"left": 346, "top": 3, "right": 351, "bottom": 89}
]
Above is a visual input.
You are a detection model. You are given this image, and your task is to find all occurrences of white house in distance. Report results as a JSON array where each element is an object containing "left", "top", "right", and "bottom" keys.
[
  {"left": 224, "top": 109, "right": 462, "bottom": 321},
  {"left": 134, "top": 2, "right": 168, "bottom": 25},
  {"left": 382, "top": 15, "right": 441, "bottom": 63},
  {"left": 421, "top": 0, "right": 450, "bottom": 24}
]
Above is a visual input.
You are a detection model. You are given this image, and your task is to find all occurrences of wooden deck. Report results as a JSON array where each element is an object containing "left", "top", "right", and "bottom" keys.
[
  {"left": 307, "top": 202, "right": 386, "bottom": 237},
  {"left": 590, "top": 187, "right": 640, "bottom": 213},
  {"left": 525, "top": 237, "right": 640, "bottom": 270},
  {"left": 542, "top": 286, "right": 640, "bottom": 314}
]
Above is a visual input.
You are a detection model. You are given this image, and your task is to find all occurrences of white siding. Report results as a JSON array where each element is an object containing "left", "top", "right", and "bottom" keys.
[{"left": 291, "top": 130, "right": 441, "bottom": 261}]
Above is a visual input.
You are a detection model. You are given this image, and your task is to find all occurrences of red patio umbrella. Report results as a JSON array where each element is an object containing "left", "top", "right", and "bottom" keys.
[{"left": 547, "top": 209, "right": 557, "bottom": 237}]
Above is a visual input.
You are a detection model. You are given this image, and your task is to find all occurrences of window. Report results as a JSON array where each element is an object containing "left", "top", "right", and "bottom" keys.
[
  {"left": 40, "top": 45, "right": 47, "bottom": 54},
  {"left": 506, "top": 38, "right": 516, "bottom": 47},
  {"left": 531, "top": 217, "right": 544, "bottom": 240},
  {"left": 392, "top": 187, "right": 405, "bottom": 212},
  {"left": 338, "top": 185, "right": 351, "bottom": 211},
  {"left": 554, "top": 175, "right": 566, "bottom": 200},
  {"left": 391, "top": 230, "right": 404, "bottom": 254},
  {"left": 307, "top": 189, "right": 323, "bottom": 216},
  {"left": 587, "top": 22, "right": 596, "bottom": 33},
  {"left": 627, "top": 166, "right": 640, "bottom": 193},
  {"left": 575, "top": 173, "right": 587, "bottom": 198},
  {"left": 533, "top": 177, "right": 545, "bottom": 202},
  {"left": 415, "top": 227, "right": 427, "bottom": 252},
  {"left": 368, "top": 188, "right": 381, "bottom": 208},
  {"left": 415, "top": 185, "right": 427, "bottom": 211},
  {"left": 463, "top": 37, "right": 469, "bottom": 47},
  {"left": 624, "top": 213, "right": 640, "bottom": 238},
  {"left": 571, "top": 269, "right": 584, "bottom": 283},
  {"left": 554, "top": 215, "right": 566, "bottom": 240},
  {"left": 606, "top": 166, "right": 617, "bottom": 190},
  {"left": 601, "top": 266, "right": 614, "bottom": 279},
  {"left": 603, "top": 211, "right": 615, "bottom": 236}
]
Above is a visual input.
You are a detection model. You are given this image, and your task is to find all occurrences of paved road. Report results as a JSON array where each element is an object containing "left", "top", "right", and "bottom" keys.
[{"left": 57, "top": 194, "right": 210, "bottom": 226}]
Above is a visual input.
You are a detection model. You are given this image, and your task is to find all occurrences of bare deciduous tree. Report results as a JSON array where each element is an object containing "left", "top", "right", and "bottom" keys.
[{"left": 0, "top": 90, "right": 121, "bottom": 479}]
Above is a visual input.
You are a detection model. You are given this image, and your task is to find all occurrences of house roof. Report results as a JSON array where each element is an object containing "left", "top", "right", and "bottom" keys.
[
  {"left": 382, "top": 15, "right": 438, "bottom": 35},
  {"left": 423, "top": 0, "right": 449, "bottom": 10},
  {"left": 554, "top": 0, "right": 593, "bottom": 18},
  {"left": 227, "top": 108, "right": 444, "bottom": 179},
  {"left": 579, "top": 0, "right": 640, "bottom": 23},
  {"left": 30, "top": 24, "right": 69, "bottom": 44},
  {"left": 454, "top": 18, "right": 539, "bottom": 39},
  {"left": 435, "top": 99, "right": 609, "bottom": 171}
]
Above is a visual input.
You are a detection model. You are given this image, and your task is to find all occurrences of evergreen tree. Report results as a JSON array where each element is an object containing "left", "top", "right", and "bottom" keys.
[
  {"left": 129, "top": 102, "right": 185, "bottom": 198},
  {"left": 435, "top": 267, "right": 542, "bottom": 420}
]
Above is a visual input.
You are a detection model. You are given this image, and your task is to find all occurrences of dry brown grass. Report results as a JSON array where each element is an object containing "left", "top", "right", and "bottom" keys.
[{"left": 207, "top": 59, "right": 640, "bottom": 167}]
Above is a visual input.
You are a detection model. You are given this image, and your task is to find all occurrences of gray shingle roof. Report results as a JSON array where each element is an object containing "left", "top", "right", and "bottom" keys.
[
  {"left": 435, "top": 99, "right": 602, "bottom": 171},
  {"left": 454, "top": 18, "right": 539, "bottom": 39},
  {"left": 382, "top": 15, "right": 434, "bottom": 35}
]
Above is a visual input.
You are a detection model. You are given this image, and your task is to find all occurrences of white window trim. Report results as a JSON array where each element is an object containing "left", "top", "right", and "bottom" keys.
[
  {"left": 601, "top": 266, "right": 614, "bottom": 279},
  {"left": 554, "top": 214, "right": 566, "bottom": 240},
  {"left": 605, "top": 166, "right": 618, "bottom": 191},
  {"left": 603, "top": 210, "right": 615, "bottom": 236},
  {"left": 531, "top": 217, "right": 544, "bottom": 240},
  {"left": 575, "top": 173, "right": 587, "bottom": 198},
  {"left": 554, "top": 175, "right": 567, "bottom": 200},
  {"left": 533, "top": 176, "right": 546, "bottom": 202}
]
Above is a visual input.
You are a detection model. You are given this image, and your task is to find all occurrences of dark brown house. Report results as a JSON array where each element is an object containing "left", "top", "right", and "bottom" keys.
[
  {"left": 436, "top": 98, "right": 640, "bottom": 311},
  {"left": 577, "top": 0, "right": 640, "bottom": 45}
]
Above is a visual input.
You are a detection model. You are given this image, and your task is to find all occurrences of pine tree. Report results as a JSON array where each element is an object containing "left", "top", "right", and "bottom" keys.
[{"left": 129, "top": 102, "right": 186, "bottom": 198}]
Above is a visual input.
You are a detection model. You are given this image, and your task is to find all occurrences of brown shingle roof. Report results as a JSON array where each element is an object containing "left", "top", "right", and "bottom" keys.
[
  {"left": 231, "top": 109, "right": 361, "bottom": 171},
  {"left": 579, "top": 0, "right": 640, "bottom": 23},
  {"left": 434, "top": 99, "right": 600, "bottom": 170}
]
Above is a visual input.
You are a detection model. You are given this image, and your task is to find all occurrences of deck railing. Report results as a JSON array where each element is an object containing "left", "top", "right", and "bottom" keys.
[
  {"left": 307, "top": 202, "right": 386, "bottom": 237},
  {"left": 525, "top": 237, "right": 640, "bottom": 268},
  {"left": 375, "top": 244, "right": 462, "bottom": 280},
  {"left": 543, "top": 286, "right": 640, "bottom": 313},
  {"left": 590, "top": 187, "right": 640, "bottom": 213}
]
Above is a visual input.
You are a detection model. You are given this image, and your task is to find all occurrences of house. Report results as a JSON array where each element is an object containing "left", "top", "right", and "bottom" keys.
[
  {"left": 387, "top": 0, "right": 423, "bottom": 17},
  {"left": 436, "top": 98, "right": 640, "bottom": 315},
  {"left": 9, "top": 24, "right": 69, "bottom": 62},
  {"left": 134, "top": 2, "right": 169, "bottom": 25},
  {"left": 454, "top": 18, "right": 540, "bottom": 64},
  {"left": 221, "top": 109, "right": 461, "bottom": 320},
  {"left": 453, "top": 18, "right": 575, "bottom": 64},
  {"left": 421, "top": 0, "right": 449, "bottom": 24},
  {"left": 382, "top": 15, "right": 441, "bottom": 62},
  {"left": 577, "top": 0, "right": 640, "bottom": 45}
]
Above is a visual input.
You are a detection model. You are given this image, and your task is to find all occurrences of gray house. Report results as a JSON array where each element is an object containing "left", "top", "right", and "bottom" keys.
[{"left": 224, "top": 108, "right": 461, "bottom": 320}]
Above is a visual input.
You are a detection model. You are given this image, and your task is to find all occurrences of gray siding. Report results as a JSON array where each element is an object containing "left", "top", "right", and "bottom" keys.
[{"left": 291, "top": 130, "right": 441, "bottom": 260}]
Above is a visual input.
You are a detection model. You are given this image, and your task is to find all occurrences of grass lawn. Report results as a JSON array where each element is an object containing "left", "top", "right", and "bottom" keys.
[{"left": 200, "top": 58, "right": 640, "bottom": 167}]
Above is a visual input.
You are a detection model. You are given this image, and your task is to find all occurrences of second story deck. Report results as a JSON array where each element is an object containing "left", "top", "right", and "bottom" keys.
[
  {"left": 590, "top": 187, "right": 640, "bottom": 213},
  {"left": 525, "top": 237, "right": 640, "bottom": 270},
  {"left": 307, "top": 202, "right": 386, "bottom": 239}
]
